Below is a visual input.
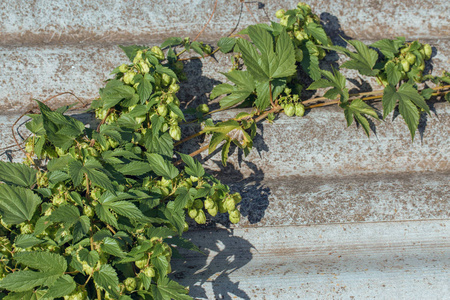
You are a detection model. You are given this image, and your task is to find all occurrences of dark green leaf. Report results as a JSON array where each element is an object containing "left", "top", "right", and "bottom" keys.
[
  {"left": 14, "top": 251, "right": 67, "bottom": 274},
  {"left": 101, "top": 237, "right": 126, "bottom": 258},
  {"left": 218, "top": 37, "right": 236, "bottom": 53},
  {"left": 93, "top": 264, "right": 120, "bottom": 298},
  {"left": 44, "top": 275, "right": 76, "bottom": 298},
  {"left": 168, "top": 102, "right": 185, "bottom": 121},
  {"left": 305, "top": 22, "right": 329, "bottom": 46},
  {"left": 156, "top": 65, "right": 178, "bottom": 82},
  {"left": 0, "top": 185, "right": 41, "bottom": 225},
  {"left": 135, "top": 74, "right": 153, "bottom": 103},
  {"left": 116, "top": 161, "right": 152, "bottom": 176},
  {"left": 147, "top": 153, "right": 179, "bottom": 179},
  {"left": 0, "top": 161, "right": 37, "bottom": 187},
  {"left": 179, "top": 153, "right": 205, "bottom": 177},
  {"left": 161, "top": 37, "right": 183, "bottom": 48},
  {"left": 119, "top": 45, "right": 148, "bottom": 61},
  {"left": 0, "top": 271, "right": 61, "bottom": 292},
  {"left": 151, "top": 277, "right": 192, "bottom": 300},
  {"left": 73, "top": 216, "right": 90, "bottom": 243},
  {"left": 210, "top": 83, "right": 235, "bottom": 99},
  {"left": 14, "top": 234, "right": 44, "bottom": 248},
  {"left": 219, "top": 91, "right": 252, "bottom": 109}
]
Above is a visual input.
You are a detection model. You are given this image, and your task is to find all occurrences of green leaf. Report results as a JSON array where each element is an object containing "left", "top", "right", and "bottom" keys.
[
  {"left": 151, "top": 255, "right": 169, "bottom": 280},
  {"left": 161, "top": 37, "right": 183, "bottom": 48},
  {"left": 78, "top": 249, "right": 99, "bottom": 267},
  {"left": 73, "top": 216, "right": 90, "bottom": 243},
  {"left": 300, "top": 42, "right": 321, "bottom": 80},
  {"left": 371, "top": 38, "right": 403, "bottom": 58},
  {"left": 0, "top": 185, "right": 41, "bottom": 225},
  {"left": 219, "top": 91, "right": 252, "bottom": 109},
  {"left": 119, "top": 45, "right": 148, "bottom": 61},
  {"left": 190, "top": 41, "right": 204, "bottom": 56},
  {"left": 179, "top": 153, "right": 205, "bottom": 177},
  {"left": 210, "top": 83, "right": 236, "bottom": 99},
  {"left": 382, "top": 83, "right": 429, "bottom": 140},
  {"left": 14, "top": 251, "right": 67, "bottom": 274},
  {"left": 326, "top": 39, "right": 379, "bottom": 76},
  {"left": 93, "top": 264, "right": 120, "bottom": 298},
  {"left": 116, "top": 161, "right": 152, "bottom": 176},
  {"left": 221, "top": 139, "right": 232, "bottom": 166},
  {"left": 49, "top": 205, "right": 80, "bottom": 226},
  {"left": 168, "top": 102, "right": 185, "bottom": 121},
  {"left": 151, "top": 276, "right": 192, "bottom": 300},
  {"left": 156, "top": 65, "right": 178, "bottom": 82},
  {"left": 385, "top": 61, "right": 402, "bottom": 86},
  {"left": 101, "top": 237, "right": 126, "bottom": 258},
  {"left": 135, "top": 74, "right": 153, "bottom": 103},
  {"left": 0, "top": 161, "right": 37, "bottom": 187},
  {"left": 217, "top": 37, "right": 236, "bottom": 53},
  {"left": 271, "top": 29, "right": 296, "bottom": 79},
  {"left": 223, "top": 71, "right": 255, "bottom": 92},
  {"left": 44, "top": 275, "right": 76, "bottom": 298},
  {"left": 342, "top": 99, "right": 379, "bottom": 136},
  {"left": 0, "top": 271, "right": 61, "bottom": 292},
  {"left": 236, "top": 38, "right": 268, "bottom": 81},
  {"left": 145, "top": 131, "right": 174, "bottom": 158},
  {"left": 173, "top": 187, "right": 191, "bottom": 212},
  {"left": 304, "top": 22, "right": 329, "bottom": 46},
  {"left": 102, "top": 84, "right": 136, "bottom": 110},
  {"left": 14, "top": 234, "right": 44, "bottom": 248},
  {"left": 255, "top": 80, "right": 271, "bottom": 110},
  {"left": 147, "top": 153, "right": 179, "bottom": 179},
  {"left": 208, "top": 132, "right": 228, "bottom": 154}
]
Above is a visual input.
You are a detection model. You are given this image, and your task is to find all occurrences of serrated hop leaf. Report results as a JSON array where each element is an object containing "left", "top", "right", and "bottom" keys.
[
  {"left": 151, "top": 46, "right": 165, "bottom": 60},
  {"left": 275, "top": 9, "right": 286, "bottom": 19},
  {"left": 194, "top": 210, "right": 206, "bottom": 224}
]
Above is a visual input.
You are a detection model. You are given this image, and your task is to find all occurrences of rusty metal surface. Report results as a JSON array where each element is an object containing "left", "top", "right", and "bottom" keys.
[
  {"left": 171, "top": 220, "right": 450, "bottom": 299},
  {"left": 0, "top": 0, "right": 448, "bottom": 46}
]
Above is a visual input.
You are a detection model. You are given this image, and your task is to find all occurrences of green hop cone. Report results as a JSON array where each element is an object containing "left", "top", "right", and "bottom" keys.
[
  {"left": 204, "top": 197, "right": 215, "bottom": 210},
  {"left": 151, "top": 46, "right": 165, "bottom": 60},
  {"left": 294, "top": 49, "right": 303, "bottom": 62},
  {"left": 203, "top": 44, "right": 212, "bottom": 54},
  {"left": 188, "top": 208, "right": 198, "bottom": 219},
  {"left": 229, "top": 209, "right": 241, "bottom": 224},
  {"left": 232, "top": 193, "right": 242, "bottom": 204},
  {"left": 157, "top": 104, "right": 168, "bottom": 117},
  {"left": 284, "top": 103, "right": 295, "bottom": 117},
  {"left": 162, "top": 73, "right": 172, "bottom": 86},
  {"left": 143, "top": 266, "right": 156, "bottom": 278},
  {"left": 194, "top": 209, "right": 206, "bottom": 224},
  {"left": 280, "top": 15, "right": 289, "bottom": 27},
  {"left": 169, "top": 83, "right": 180, "bottom": 94},
  {"left": 183, "top": 221, "right": 189, "bottom": 232},
  {"left": 294, "top": 31, "right": 308, "bottom": 42},
  {"left": 119, "top": 63, "right": 128, "bottom": 73},
  {"left": 193, "top": 199, "right": 203, "bottom": 209},
  {"left": 405, "top": 53, "right": 416, "bottom": 65},
  {"left": 295, "top": 103, "right": 305, "bottom": 117},
  {"left": 83, "top": 205, "right": 94, "bottom": 218},
  {"left": 133, "top": 50, "right": 143, "bottom": 64},
  {"left": 275, "top": 9, "right": 286, "bottom": 19},
  {"left": 20, "top": 223, "right": 33, "bottom": 234},
  {"left": 197, "top": 103, "right": 209, "bottom": 114},
  {"left": 135, "top": 258, "right": 147, "bottom": 269},
  {"left": 169, "top": 125, "right": 181, "bottom": 141},
  {"left": 64, "top": 288, "right": 88, "bottom": 300},
  {"left": 124, "top": 277, "right": 137, "bottom": 292},
  {"left": 400, "top": 59, "right": 410, "bottom": 72},
  {"left": 124, "top": 71, "right": 136, "bottom": 85},
  {"left": 207, "top": 204, "right": 218, "bottom": 217},
  {"left": 423, "top": 44, "right": 432, "bottom": 60}
]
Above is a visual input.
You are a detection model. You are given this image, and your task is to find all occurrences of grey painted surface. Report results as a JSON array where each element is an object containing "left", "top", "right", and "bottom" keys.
[
  {"left": 0, "top": 1, "right": 449, "bottom": 299},
  {"left": 0, "top": 40, "right": 449, "bottom": 113},
  {"left": 171, "top": 220, "right": 450, "bottom": 299},
  {"left": 0, "top": 0, "right": 449, "bottom": 46}
]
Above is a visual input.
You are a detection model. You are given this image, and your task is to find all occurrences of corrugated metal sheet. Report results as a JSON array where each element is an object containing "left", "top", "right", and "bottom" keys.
[{"left": 0, "top": 1, "right": 449, "bottom": 299}]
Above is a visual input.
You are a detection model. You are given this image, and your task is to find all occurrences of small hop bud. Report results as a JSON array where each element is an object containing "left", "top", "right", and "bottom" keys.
[
  {"left": 275, "top": 9, "right": 285, "bottom": 19},
  {"left": 119, "top": 63, "right": 128, "bottom": 73}
]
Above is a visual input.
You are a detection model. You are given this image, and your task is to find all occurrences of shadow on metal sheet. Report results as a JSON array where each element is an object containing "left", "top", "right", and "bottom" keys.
[{"left": 171, "top": 228, "right": 254, "bottom": 300}]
